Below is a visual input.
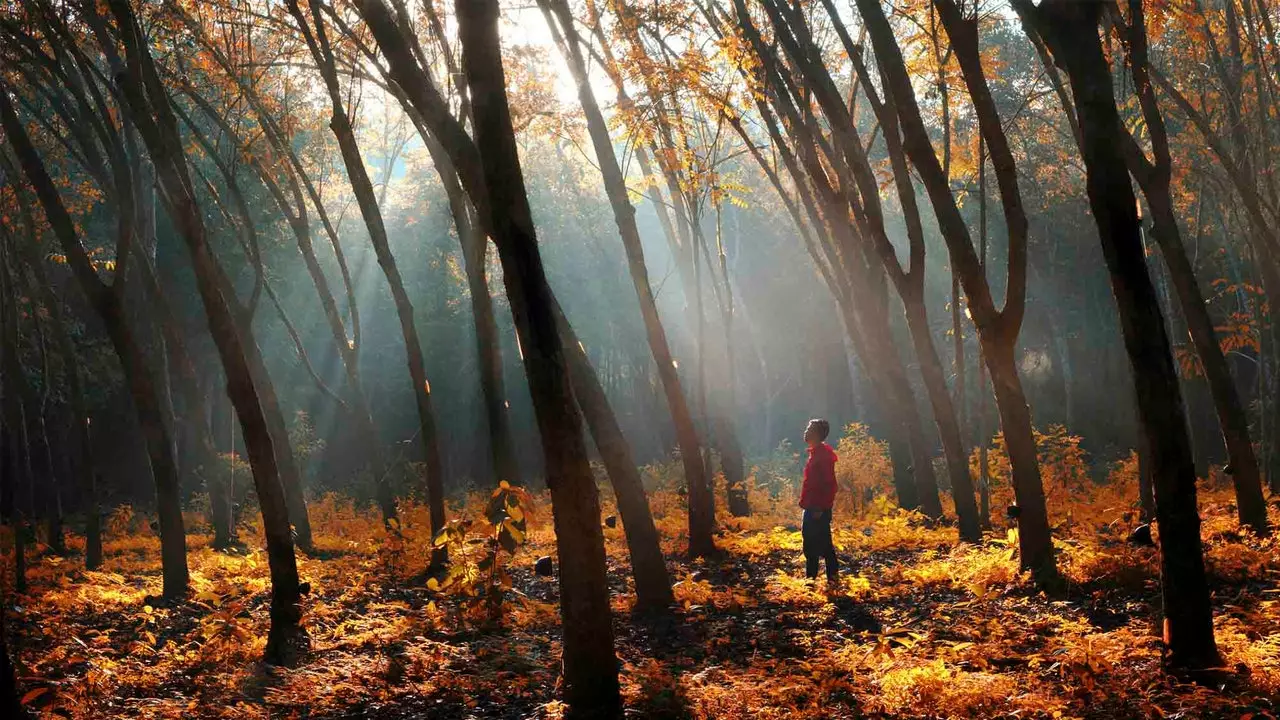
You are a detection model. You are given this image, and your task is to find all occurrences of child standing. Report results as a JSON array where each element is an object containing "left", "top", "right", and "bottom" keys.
[{"left": 800, "top": 418, "right": 839, "bottom": 583}]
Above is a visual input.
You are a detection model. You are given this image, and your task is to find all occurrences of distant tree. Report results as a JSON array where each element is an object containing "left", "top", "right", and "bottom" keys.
[{"left": 284, "top": 0, "right": 446, "bottom": 538}]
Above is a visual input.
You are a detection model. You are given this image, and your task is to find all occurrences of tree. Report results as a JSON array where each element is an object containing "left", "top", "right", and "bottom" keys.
[
  {"left": 1016, "top": 0, "right": 1220, "bottom": 670},
  {"left": 0, "top": 56, "right": 191, "bottom": 599},
  {"left": 356, "top": 0, "right": 622, "bottom": 712},
  {"left": 538, "top": 0, "right": 709, "bottom": 571},
  {"left": 98, "top": 0, "right": 304, "bottom": 662},
  {"left": 284, "top": 0, "right": 446, "bottom": 538},
  {"left": 852, "top": 0, "right": 1059, "bottom": 583},
  {"left": 1118, "top": 1, "right": 1267, "bottom": 535}
]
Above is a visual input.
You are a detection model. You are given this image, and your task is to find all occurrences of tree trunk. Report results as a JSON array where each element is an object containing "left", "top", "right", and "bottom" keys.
[
  {"left": 431, "top": 145, "right": 520, "bottom": 489},
  {"left": 1138, "top": 433, "right": 1157, "bottom": 523},
  {"left": 103, "top": 0, "right": 302, "bottom": 661},
  {"left": 715, "top": 414, "right": 750, "bottom": 518},
  {"left": 1115, "top": 11, "right": 1270, "bottom": 533},
  {"left": 1025, "top": 0, "right": 1220, "bottom": 669},
  {"left": 554, "top": 302, "right": 674, "bottom": 611},
  {"left": 1145, "top": 194, "right": 1267, "bottom": 533},
  {"left": 287, "top": 0, "right": 423, "bottom": 530},
  {"left": 904, "top": 291, "right": 982, "bottom": 540},
  {"left": 167, "top": 94, "right": 301, "bottom": 549},
  {"left": 541, "top": 0, "right": 713, "bottom": 553},
  {"left": 451, "top": 0, "right": 621, "bottom": 712},
  {"left": 988, "top": 342, "right": 1057, "bottom": 581},
  {"left": 0, "top": 90, "right": 190, "bottom": 596},
  {"left": 851, "top": 0, "right": 1055, "bottom": 579}
]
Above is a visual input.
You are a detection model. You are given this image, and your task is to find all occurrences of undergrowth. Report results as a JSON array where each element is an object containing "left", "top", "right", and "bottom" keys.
[{"left": 4, "top": 427, "right": 1278, "bottom": 719}]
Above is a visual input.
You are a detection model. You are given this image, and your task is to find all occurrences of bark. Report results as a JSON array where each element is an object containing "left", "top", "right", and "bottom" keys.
[
  {"left": 1021, "top": 0, "right": 1220, "bottom": 670},
  {"left": 554, "top": 302, "right": 674, "bottom": 611},
  {"left": 0, "top": 85, "right": 190, "bottom": 598},
  {"left": 1138, "top": 434, "right": 1157, "bottom": 523},
  {"left": 391, "top": 0, "right": 622, "bottom": 711},
  {"left": 1116, "top": 0, "right": 1269, "bottom": 535},
  {"left": 103, "top": 0, "right": 302, "bottom": 662},
  {"left": 541, "top": 0, "right": 716, "bottom": 550},
  {"left": 976, "top": 137, "right": 993, "bottom": 531},
  {"left": 852, "top": 0, "right": 1056, "bottom": 581}
]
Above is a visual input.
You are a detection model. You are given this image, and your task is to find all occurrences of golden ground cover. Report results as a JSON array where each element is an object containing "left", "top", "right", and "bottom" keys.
[{"left": 5, "top": 449, "right": 1279, "bottom": 719}]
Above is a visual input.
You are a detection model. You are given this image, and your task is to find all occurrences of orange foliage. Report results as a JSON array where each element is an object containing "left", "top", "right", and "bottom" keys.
[{"left": 6, "top": 439, "right": 1279, "bottom": 718}]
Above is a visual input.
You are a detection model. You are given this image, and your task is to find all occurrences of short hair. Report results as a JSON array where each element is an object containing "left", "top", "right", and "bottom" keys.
[{"left": 807, "top": 418, "right": 830, "bottom": 441}]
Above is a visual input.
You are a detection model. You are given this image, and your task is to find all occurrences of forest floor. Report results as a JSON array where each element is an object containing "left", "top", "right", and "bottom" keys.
[{"left": 5, "top": 469, "right": 1280, "bottom": 720}]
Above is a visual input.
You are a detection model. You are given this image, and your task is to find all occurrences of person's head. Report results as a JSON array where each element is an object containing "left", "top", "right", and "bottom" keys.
[{"left": 804, "top": 418, "right": 830, "bottom": 447}]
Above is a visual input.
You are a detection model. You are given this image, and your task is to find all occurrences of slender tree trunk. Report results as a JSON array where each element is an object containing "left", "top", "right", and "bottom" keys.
[
  {"left": 1110, "top": 0, "right": 1269, "bottom": 533},
  {"left": 450, "top": 0, "right": 621, "bottom": 712},
  {"left": 554, "top": 302, "right": 674, "bottom": 610},
  {"left": 430, "top": 145, "right": 520, "bottom": 488},
  {"left": 289, "top": 0, "right": 449, "bottom": 535},
  {"left": 1024, "top": 0, "right": 1220, "bottom": 669},
  {"left": 904, "top": 290, "right": 982, "bottom": 540},
  {"left": 853, "top": 0, "right": 1056, "bottom": 581},
  {"left": 976, "top": 137, "right": 992, "bottom": 531},
  {"left": 988, "top": 342, "right": 1056, "bottom": 577},
  {"left": 103, "top": 0, "right": 303, "bottom": 661},
  {"left": 1145, "top": 194, "right": 1268, "bottom": 532},
  {"left": 541, "top": 0, "right": 714, "bottom": 551},
  {"left": 33, "top": 321, "right": 66, "bottom": 555}
]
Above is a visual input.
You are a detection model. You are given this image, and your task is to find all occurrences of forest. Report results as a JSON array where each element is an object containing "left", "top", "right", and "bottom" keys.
[{"left": 0, "top": 0, "right": 1277, "bottom": 717}]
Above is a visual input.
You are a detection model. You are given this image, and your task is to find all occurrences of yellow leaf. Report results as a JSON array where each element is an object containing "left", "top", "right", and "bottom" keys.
[{"left": 503, "top": 519, "right": 525, "bottom": 544}]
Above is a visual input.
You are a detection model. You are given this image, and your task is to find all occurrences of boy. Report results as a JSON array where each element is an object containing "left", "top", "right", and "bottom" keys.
[{"left": 800, "top": 418, "right": 839, "bottom": 583}]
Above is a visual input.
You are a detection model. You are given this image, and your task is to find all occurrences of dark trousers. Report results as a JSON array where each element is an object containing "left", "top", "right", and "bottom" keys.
[{"left": 802, "top": 508, "right": 838, "bottom": 580}]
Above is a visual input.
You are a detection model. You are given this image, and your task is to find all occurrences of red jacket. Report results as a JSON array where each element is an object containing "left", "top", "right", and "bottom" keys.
[{"left": 800, "top": 442, "right": 839, "bottom": 510}]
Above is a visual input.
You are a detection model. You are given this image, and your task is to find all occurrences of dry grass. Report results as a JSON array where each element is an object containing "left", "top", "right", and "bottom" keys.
[{"left": 5, "top": 435, "right": 1279, "bottom": 719}]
